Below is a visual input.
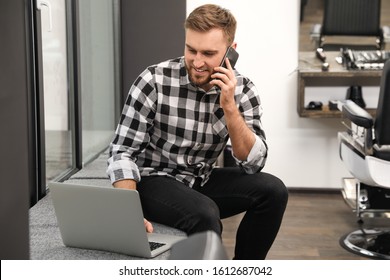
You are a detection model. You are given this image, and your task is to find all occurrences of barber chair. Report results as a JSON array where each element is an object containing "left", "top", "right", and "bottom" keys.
[
  {"left": 338, "top": 60, "right": 390, "bottom": 259},
  {"left": 311, "top": 0, "right": 390, "bottom": 51}
]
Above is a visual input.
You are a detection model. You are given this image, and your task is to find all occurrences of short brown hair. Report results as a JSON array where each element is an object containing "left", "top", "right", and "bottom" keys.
[{"left": 185, "top": 4, "right": 237, "bottom": 45}]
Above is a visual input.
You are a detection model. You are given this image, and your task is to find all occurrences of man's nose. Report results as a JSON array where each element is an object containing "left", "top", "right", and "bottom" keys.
[{"left": 193, "top": 54, "right": 205, "bottom": 68}]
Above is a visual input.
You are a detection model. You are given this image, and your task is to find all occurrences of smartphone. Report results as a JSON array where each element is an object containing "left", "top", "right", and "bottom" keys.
[{"left": 220, "top": 47, "right": 239, "bottom": 69}]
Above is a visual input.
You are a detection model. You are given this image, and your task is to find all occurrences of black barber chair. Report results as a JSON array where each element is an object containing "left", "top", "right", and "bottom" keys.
[
  {"left": 311, "top": 0, "right": 390, "bottom": 51},
  {"left": 338, "top": 60, "right": 390, "bottom": 259}
]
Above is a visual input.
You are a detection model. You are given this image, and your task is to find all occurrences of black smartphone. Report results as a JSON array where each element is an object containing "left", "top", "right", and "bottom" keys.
[{"left": 220, "top": 47, "right": 239, "bottom": 69}]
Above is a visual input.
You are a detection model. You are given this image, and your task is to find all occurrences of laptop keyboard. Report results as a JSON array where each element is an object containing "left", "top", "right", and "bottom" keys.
[{"left": 149, "top": 241, "right": 165, "bottom": 251}]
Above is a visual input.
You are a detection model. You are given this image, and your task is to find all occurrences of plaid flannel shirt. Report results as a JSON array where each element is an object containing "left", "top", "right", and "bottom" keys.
[{"left": 107, "top": 56, "right": 268, "bottom": 187}]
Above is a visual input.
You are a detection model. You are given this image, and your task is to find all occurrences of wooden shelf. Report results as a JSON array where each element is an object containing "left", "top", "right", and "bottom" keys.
[
  {"left": 300, "top": 105, "right": 376, "bottom": 118},
  {"left": 298, "top": 51, "right": 382, "bottom": 118}
]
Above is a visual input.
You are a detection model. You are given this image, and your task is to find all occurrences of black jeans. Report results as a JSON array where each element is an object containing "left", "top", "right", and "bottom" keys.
[{"left": 137, "top": 167, "right": 288, "bottom": 259}]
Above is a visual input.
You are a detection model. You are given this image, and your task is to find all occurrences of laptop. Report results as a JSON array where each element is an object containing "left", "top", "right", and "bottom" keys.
[{"left": 49, "top": 182, "right": 186, "bottom": 258}]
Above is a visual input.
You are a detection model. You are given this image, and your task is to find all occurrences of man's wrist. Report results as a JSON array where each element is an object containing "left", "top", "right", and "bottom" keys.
[
  {"left": 221, "top": 101, "right": 239, "bottom": 115},
  {"left": 113, "top": 179, "right": 137, "bottom": 190}
]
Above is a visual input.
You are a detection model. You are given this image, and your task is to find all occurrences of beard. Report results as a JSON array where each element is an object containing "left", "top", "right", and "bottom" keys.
[{"left": 186, "top": 64, "right": 213, "bottom": 89}]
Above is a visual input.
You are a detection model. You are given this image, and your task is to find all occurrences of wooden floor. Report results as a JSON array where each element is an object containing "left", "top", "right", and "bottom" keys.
[{"left": 221, "top": 190, "right": 370, "bottom": 260}]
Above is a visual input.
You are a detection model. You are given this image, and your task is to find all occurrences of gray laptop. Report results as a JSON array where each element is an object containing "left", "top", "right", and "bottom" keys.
[{"left": 49, "top": 182, "right": 186, "bottom": 258}]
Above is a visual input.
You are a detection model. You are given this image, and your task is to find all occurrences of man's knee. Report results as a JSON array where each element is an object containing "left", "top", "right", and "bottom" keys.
[
  {"left": 253, "top": 173, "right": 288, "bottom": 207},
  {"left": 269, "top": 175, "right": 288, "bottom": 205}
]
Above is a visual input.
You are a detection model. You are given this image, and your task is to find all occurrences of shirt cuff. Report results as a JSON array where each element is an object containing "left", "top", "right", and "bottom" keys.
[
  {"left": 106, "top": 159, "right": 141, "bottom": 184},
  {"left": 231, "top": 135, "right": 267, "bottom": 173}
]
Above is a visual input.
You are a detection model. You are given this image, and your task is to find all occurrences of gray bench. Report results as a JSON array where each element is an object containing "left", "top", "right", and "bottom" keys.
[{"left": 29, "top": 151, "right": 186, "bottom": 260}]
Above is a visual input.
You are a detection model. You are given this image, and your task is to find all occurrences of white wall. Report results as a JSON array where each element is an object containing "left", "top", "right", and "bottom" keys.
[{"left": 187, "top": 0, "right": 351, "bottom": 189}]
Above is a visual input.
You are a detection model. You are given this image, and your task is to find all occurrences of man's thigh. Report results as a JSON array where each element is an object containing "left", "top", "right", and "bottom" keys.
[
  {"left": 137, "top": 176, "right": 219, "bottom": 231},
  {"left": 198, "top": 167, "right": 286, "bottom": 219}
]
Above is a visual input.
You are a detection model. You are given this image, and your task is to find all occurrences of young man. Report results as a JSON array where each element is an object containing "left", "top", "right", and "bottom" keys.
[{"left": 107, "top": 4, "right": 288, "bottom": 259}]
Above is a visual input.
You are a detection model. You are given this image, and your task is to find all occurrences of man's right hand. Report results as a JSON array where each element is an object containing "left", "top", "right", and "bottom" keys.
[
  {"left": 144, "top": 219, "right": 154, "bottom": 233},
  {"left": 113, "top": 179, "right": 154, "bottom": 233}
]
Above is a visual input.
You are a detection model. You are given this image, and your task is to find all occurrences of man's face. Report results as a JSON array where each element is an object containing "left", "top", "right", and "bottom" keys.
[{"left": 184, "top": 28, "right": 229, "bottom": 91}]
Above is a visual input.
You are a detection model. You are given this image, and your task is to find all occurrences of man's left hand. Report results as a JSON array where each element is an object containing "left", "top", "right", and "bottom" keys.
[{"left": 210, "top": 58, "right": 237, "bottom": 110}]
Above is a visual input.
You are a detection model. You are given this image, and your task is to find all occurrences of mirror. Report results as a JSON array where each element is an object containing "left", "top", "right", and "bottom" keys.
[{"left": 299, "top": 0, "right": 390, "bottom": 52}]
